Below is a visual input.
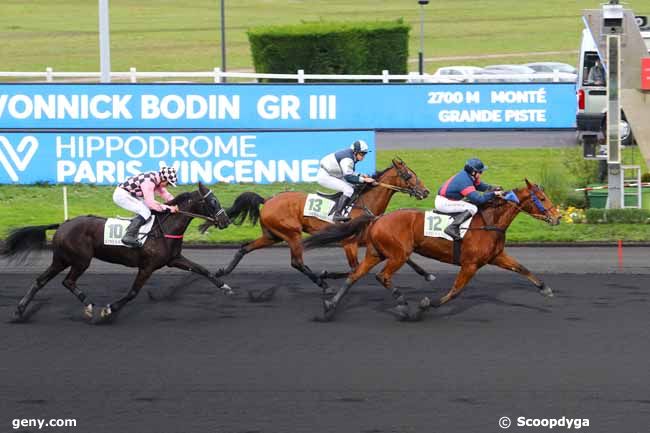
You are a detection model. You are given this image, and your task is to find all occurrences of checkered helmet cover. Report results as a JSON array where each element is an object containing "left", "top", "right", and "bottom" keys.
[{"left": 159, "top": 166, "right": 178, "bottom": 186}]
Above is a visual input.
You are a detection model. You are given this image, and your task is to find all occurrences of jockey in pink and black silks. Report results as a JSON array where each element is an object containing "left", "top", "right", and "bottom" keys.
[
  {"left": 112, "top": 166, "right": 179, "bottom": 247},
  {"left": 434, "top": 158, "right": 503, "bottom": 241}
]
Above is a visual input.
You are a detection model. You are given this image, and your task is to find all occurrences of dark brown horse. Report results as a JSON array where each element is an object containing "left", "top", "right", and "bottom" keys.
[
  {"left": 218, "top": 158, "right": 431, "bottom": 292},
  {"left": 2, "top": 183, "right": 231, "bottom": 323},
  {"left": 303, "top": 180, "right": 562, "bottom": 321}
]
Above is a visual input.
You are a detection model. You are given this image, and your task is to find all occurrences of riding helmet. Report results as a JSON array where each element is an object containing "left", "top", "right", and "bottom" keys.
[
  {"left": 350, "top": 140, "right": 370, "bottom": 154},
  {"left": 159, "top": 166, "right": 178, "bottom": 186},
  {"left": 464, "top": 158, "right": 487, "bottom": 174}
]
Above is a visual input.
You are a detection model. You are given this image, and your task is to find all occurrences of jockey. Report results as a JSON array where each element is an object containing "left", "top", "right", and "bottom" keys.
[
  {"left": 434, "top": 158, "right": 503, "bottom": 241},
  {"left": 317, "top": 140, "right": 376, "bottom": 222},
  {"left": 112, "top": 166, "right": 179, "bottom": 247}
]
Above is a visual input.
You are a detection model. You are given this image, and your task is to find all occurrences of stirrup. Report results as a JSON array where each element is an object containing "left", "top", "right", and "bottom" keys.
[
  {"left": 121, "top": 235, "right": 141, "bottom": 248},
  {"left": 444, "top": 226, "right": 461, "bottom": 241}
]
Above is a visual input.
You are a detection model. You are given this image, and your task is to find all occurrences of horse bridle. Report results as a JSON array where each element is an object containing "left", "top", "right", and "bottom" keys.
[
  {"left": 176, "top": 189, "right": 226, "bottom": 223},
  {"left": 375, "top": 163, "right": 423, "bottom": 198},
  {"left": 504, "top": 187, "right": 555, "bottom": 223}
]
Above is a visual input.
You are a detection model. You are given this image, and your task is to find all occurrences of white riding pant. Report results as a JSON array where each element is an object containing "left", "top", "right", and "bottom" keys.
[
  {"left": 434, "top": 195, "right": 478, "bottom": 215},
  {"left": 113, "top": 187, "right": 151, "bottom": 220},
  {"left": 317, "top": 168, "right": 354, "bottom": 197}
]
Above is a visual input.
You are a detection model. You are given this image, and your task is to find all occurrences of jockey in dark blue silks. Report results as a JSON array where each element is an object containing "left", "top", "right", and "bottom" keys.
[{"left": 434, "top": 158, "right": 504, "bottom": 240}]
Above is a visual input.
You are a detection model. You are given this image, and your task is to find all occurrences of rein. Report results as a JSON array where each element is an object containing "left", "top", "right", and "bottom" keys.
[{"left": 375, "top": 182, "right": 413, "bottom": 195}]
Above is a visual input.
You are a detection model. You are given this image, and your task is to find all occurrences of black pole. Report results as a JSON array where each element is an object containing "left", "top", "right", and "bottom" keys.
[{"left": 419, "top": 52, "right": 424, "bottom": 75}]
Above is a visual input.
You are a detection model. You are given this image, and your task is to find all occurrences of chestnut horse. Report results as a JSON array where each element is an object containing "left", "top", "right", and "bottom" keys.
[
  {"left": 2, "top": 183, "right": 231, "bottom": 323},
  {"left": 217, "top": 158, "right": 430, "bottom": 291},
  {"left": 303, "top": 180, "right": 561, "bottom": 321}
]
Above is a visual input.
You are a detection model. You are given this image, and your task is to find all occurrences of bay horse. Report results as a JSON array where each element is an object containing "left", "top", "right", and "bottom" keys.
[
  {"left": 303, "top": 180, "right": 562, "bottom": 321},
  {"left": 2, "top": 182, "right": 231, "bottom": 323},
  {"left": 217, "top": 158, "right": 431, "bottom": 292}
]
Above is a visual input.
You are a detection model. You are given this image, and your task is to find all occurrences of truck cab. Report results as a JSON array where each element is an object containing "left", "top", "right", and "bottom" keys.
[{"left": 576, "top": 25, "right": 650, "bottom": 146}]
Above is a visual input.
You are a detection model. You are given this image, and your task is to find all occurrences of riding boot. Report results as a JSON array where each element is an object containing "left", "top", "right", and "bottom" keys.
[
  {"left": 444, "top": 210, "right": 472, "bottom": 241},
  {"left": 121, "top": 215, "right": 147, "bottom": 247},
  {"left": 332, "top": 195, "right": 351, "bottom": 223}
]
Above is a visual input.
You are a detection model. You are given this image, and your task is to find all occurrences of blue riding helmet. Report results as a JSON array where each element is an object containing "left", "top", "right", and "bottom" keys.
[
  {"left": 350, "top": 140, "right": 370, "bottom": 154},
  {"left": 464, "top": 158, "right": 487, "bottom": 174}
]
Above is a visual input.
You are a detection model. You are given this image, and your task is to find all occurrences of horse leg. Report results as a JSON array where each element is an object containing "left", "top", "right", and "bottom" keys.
[
  {"left": 14, "top": 258, "right": 68, "bottom": 320},
  {"left": 61, "top": 261, "right": 95, "bottom": 320},
  {"left": 420, "top": 263, "right": 479, "bottom": 310},
  {"left": 320, "top": 241, "right": 359, "bottom": 280},
  {"left": 490, "top": 251, "right": 554, "bottom": 297},
  {"left": 215, "top": 234, "right": 278, "bottom": 277},
  {"left": 99, "top": 267, "right": 154, "bottom": 322},
  {"left": 375, "top": 257, "right": 415, "bottom": 321},
  {"left": 406, "top": 258, "right": 436, "bottom": 282},
  {"left": 322, "top": 252, "right": 383, "bottom": 321},
  {"left": 164, "top": 255, "right": 233, "bottom": 297},
  {"left": 286, "top": 234, "right": 330, "bottom": 291}
]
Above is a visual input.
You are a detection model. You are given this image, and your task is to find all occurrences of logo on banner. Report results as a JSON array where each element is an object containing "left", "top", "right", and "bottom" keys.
[{"left": 0, "top": 136, "right": 39, "bottom": 182}]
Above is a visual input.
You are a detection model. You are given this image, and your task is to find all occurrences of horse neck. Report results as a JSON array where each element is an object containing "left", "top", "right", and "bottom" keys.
[
  {"left": 162, "top": 198, "right": 198, "bottom": 235},
  {"left": 480, "top": 201, "right": 521, "bottom": 230},
  {"left": 358, "top": 173, "right": 398, "bottom": 214}
]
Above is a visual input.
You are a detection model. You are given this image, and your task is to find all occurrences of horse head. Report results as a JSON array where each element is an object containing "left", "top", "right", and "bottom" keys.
[
  {"left": 192, "top": 182, "right": 231, "bottom": 230},
  {"left": 377, "top": 157, "right": 429, "bottom": 200},
  {"left": 509, "top": 179, "right": 561, "bottom": 226}
]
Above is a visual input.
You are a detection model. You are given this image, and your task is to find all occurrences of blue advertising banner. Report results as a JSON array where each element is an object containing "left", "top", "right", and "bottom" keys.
[
  {"left": 0, "top": 83, "right": 576, "bottom": 130},
  {"left": 0, "top": 131, "right": 375, "bottom": 185}
]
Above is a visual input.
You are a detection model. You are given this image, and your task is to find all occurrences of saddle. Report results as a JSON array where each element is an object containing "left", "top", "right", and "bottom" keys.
[{"left": 316, "top": 184, "right": 366, "bottom": 211}]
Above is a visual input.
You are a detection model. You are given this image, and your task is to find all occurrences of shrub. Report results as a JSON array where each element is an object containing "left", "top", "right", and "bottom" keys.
[
  {"left": 642, "top": 172, "right": 650, "bottom": 183},
  {"left": 247, "top": 20, "right": 409, "bottom": 79},
  {"left": 564, "top": 190, "right": 588, "bottom": 209},
  {"left": 585, "top": 208, "right": 650, "bottom": 224},
  {"left": 537, "top": 160, "right": 570, "bottom": 205}
]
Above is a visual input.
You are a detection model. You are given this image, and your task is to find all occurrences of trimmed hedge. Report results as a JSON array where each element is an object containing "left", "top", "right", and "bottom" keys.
[
  {"left": 585, "top": 208, "right": 650, "bottom": 224},
  {"left": 247, "top": 20, "right": 409, "bottom": 78}
]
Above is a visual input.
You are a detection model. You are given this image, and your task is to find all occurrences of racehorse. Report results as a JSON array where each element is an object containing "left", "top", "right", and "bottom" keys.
[
  {"left": 303, "top": 180, "right": 561, "bottom": 321},
  {"left": 2, "top": 182, "right": 231, "bottom": 323},
  {"left": 216, "top": 158, "right": 431, "bottom": 292}
]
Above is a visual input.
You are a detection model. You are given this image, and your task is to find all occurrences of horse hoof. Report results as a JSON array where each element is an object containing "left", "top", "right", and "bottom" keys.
[
  {"left": 100, "top": 305, "right": 112, "bottom": 319},
  {"left": 322, "top": 287, "right": 337, "bottom": 297},
  {"left": 425, "top": 273, "right": 436, "bottom": 282},
  {"left": 214, "top": 268, "right": 226, "bottom": 278},
  {"left": 392, "top": 304, "right": 410, "bottom": 322},
  {"left": 10, "top": 308, "right": 25, "bottom": 323},
  {"left": 540, "top": 287, "right": 554, "bottom": 298},
  {"left": 220, "top": 284, "right": 235, "bottom": 296},
  {"left": 318, "top": 278, "right": 329, "bottom": 290},
  {"left": 419, "top": 297, "right": 432, "bottom": 310},
  {"left": 322, "top": 300, "right": 337, "bottom": 320},
  {"left": 319, "top": 270, "right": 328, "bottom": 279},
  {"left": 83, "top": 304, "right": 94, "bottom": 320}
]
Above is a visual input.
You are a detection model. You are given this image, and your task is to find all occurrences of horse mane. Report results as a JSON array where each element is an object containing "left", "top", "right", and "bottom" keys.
[
  {"left": 370, "top": 165, "right": 393, "bottom": 180},
  {"left": 166, "top": 191, "right": 194, "bottom": 206}
]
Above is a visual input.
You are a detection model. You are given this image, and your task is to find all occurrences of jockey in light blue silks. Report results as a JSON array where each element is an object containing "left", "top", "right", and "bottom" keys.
[
  {"left": 317, "top": 140, "right": 376, "bottom": 222},
  {"left": 434, "top": 158, "right": 504, "bottom": 240}
]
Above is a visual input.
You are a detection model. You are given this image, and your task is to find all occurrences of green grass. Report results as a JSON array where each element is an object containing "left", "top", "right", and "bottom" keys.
[
  {"left": 2, "top": 147, "right": 649, "bottom": 243},
  {"left": 2, "top": 1, "right": 649, "bottom": 74}
]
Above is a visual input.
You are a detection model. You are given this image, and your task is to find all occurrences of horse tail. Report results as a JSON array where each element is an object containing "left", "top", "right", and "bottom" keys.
[
  {"left": 1, "top": 224, "right": 60, "bottom": 261},
  {"left": 226, "top": 192, "right": 266, "bottom": 226},
  {"left": 303, "top": 215, "right": 376, "bottom": 249}
]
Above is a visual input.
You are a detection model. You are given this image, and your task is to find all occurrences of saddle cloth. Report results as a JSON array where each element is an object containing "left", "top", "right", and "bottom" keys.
[
  {"left": 423, "top": 210, "right": 473, "bottom": 241},
  {"left": 303, "top": 193, "right": 351, "bottom": 223},
  {"left": 104, "top": 216, "right": 156, "bottom": 246}
]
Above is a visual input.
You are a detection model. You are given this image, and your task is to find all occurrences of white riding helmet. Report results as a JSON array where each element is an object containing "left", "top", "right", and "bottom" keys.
[{"left": 350, "top": 140, "right": 370, "bottom": 154}]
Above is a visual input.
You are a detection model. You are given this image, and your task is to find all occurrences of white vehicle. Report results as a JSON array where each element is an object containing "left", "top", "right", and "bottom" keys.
[
  {"left": 524, "top": 62, "right": 577, "bottom": 82},
  {"left": 481, "top": 64, "right": 536, "bottom": 82},
  {"left": 576, "top": 27, "right": 641, "bottom": 146},
  {"left": 431, "top": 66, "right": 485, "bottom": 82}
]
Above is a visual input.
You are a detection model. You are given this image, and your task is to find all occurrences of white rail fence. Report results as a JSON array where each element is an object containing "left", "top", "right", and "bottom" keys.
[{"left": 0, "top": 68, "right": 575, "bottom": 84}]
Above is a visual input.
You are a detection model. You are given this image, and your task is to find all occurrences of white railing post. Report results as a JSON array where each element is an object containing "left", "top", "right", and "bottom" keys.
[
  {"left": 382, "top": 70, "right": 389, "bottom": 83},
  {"left": 298, "top": 69, "right": 305, "bottom": 83},
  {"left": 62, "top": 186, "right": 69, "bottom": 221},
  {"left": 214, "top": 67, "right": 222, "bottom": 83},
  {"left": 552, "top": 68, "right": 559, "bottom": 82},
  {"left": 45, "top": 67, "right": 53, "bottom": 82},
  {"left": 129, "top": 67, "right": 137, "bottom": 83}
]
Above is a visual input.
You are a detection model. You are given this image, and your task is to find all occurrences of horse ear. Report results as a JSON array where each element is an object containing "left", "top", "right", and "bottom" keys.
[
  {"left": 525, "top": 178, "right": 533, "bottom": 189},
  {"left": 392, "top": 156, "right": 404, "bottom": 167},
  {"left": 198, "top": 181, "right": 206, "bottom": 192}
]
